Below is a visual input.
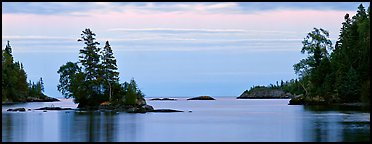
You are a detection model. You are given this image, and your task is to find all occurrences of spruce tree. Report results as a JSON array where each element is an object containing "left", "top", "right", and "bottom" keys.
[
  {"left": 77, "top": 28, "right": 102, "bottom": 105},
  {"left": 100, "top": 41, "right": 119, "bottom": 101}
]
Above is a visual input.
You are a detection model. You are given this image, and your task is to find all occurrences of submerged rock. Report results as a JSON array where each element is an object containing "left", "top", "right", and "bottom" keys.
[{"left": 187, "top": 96, "right": 215, "bottom": 100}]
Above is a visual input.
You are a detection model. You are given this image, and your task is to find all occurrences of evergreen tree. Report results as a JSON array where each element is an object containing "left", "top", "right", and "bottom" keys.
[
  {"left": 17, "top": 63, "right": 29, "bottom": 100},
  {"left": 77, "top": 28, "right": 103, "bottom": 106},
  {"left": 123, "top": 78, "right": 142, "bottom": 106},
  {"left": 5, "top": 40, "right": 12, "bottom": 57},
  {"left": 289, "top": 4, "right": 370, "bottom": 104},
  {"left": 57, "top": 28, "right": 147, "bottom": 108},
  {"left": 78, "top": 28, "right": 101, "bottom": 81},
  {"left": 332, "top": 4, "right": 370, "bottom": 103},
  {"left": 39, "top": 77, "right": 44, "bottom": 92},
  {"left": 100, "top": 41, "right": 119, "bottom": 101}
]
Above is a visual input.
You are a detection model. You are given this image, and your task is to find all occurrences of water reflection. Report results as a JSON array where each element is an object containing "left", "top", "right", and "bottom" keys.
[
  {"left": 2, "top": 99, "right": 370, "bottom": 142},
  {"left": 119, "top": 113, "right": 141, "bottom": 142},
  {"left": 2, "top": 113, "right": 13, "bottom": 142},
  {"left": 59, "top": 111, "right": 119, "bottom": 142},
  {"left": 303, "top": 105, "right": 370, "bottom": 142}
]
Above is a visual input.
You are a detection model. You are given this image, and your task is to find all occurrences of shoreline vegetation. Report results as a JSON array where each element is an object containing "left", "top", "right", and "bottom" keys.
[
  {"left": 286, "top": 4, "right": 370, "bottom": 107},
  {"left": 239, "top": 4, "right": 370, "bottom": 108},
  {"left": 2, "top": 40, "right": 58, "bottom": 104},
  {"left": 2, "top": 96, "right": 59, "bottom": 105}
]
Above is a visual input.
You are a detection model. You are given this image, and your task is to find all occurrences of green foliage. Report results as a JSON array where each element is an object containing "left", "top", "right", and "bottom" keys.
[
  {"left": 78, "top": 28, "right": 101, "bottom": 82},
  {"left": 100, "top": 41, "right": 119, "bottom": 101},
  {"left": 57, "top": 28, "right": 146, "bottom": 108},
  {"left": 291, "top": 4, "right": 370, "bottom": 104},
  {"left": 2, "top": 41, "right": 46, "bottom": 102},
  {"left": 57, "top": 62, "right": 81, "bottom": 99},
  {"left": 118, "top": 78, "right": 145, "bottom": 106},
  {"left": 28, "top": 78, "right": 45, "bottom": 99},
  {"left": 336, "top": 67, "right": 360, "bottom": 102}
]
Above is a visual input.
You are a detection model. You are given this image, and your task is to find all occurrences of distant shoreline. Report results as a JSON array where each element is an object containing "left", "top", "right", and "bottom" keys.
[
  {"left": 2, "top": 97, "right": 60, "bottom": 105},
  {"left": 237, "top": 97, "right": 291, "bottom": 99}
]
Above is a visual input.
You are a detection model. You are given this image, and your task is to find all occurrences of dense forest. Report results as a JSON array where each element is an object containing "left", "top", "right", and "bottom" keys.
[
  {"left": 57, "top": 28, "right": 145, "bottom": 108},
  {"left": 256, "top": 4, "right": 370, "bottom": 105},
  {"left": 2, "top": 41, "right": 52, "bottom": 103}
]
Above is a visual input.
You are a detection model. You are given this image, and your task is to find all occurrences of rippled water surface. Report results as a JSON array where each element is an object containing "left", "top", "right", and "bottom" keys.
[{"left": 2, "top": 97, "right": 370, "bottom": 142}]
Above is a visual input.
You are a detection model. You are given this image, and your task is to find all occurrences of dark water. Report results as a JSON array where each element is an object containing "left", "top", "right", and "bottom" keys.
[{"left": 2, "top": 98, "right": 370, "bottom": 142}]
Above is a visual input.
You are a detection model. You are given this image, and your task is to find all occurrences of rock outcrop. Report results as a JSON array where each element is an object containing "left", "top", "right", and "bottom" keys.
[
  {"left": 187, "top": 96, "right": 215, "bottom": 100},
  {"left": 237, "top": 88, "right": 293, "bottom": 99},
  {"left": 150, "top": 98, "right": 177, "bottom": 101},
  {"left": 288, "top": 95, "right": 305, "bottom": 105},
  {"left": 98, "top": 97, "right": 155, "bottom": 113},
  {"left": 7, "top": 108, "right": 26, "bottom": 112},
  {"left": 34, "top": 107, "right": 73, "bottom": 110}
]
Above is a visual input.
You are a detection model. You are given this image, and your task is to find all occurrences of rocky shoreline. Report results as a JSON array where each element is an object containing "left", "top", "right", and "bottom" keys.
[
  {"left": 288, "top": 95, "right": 369, "bottom": 107},
  {"left": 5, "top": 96, "right": 185, "bottom": 113},
  {"left": 237, "top": 97, "right": 292, "bottom": 99},
  {"left": 6, "top": 105, "right": 184, "bottom": 113},
  {"left": 2, "top": 96, "right": 60, "bottom": 105},
  {"left": 238, "top": 88, "right": 294, "bottom": 99}
]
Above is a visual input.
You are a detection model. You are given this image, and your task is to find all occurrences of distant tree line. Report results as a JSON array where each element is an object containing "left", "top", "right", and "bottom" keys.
[
  {"left": 57, "top": 28, "right": 144, "bottom": 108},
  {"left": 2, "top": 41, "right": 46, "bottom": 102}
]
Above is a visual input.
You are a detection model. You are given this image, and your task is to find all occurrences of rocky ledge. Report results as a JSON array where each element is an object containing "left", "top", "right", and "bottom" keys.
[
  {"left": 187, "top": 96, "right": 215, "bottom": 100},
  {"left": 98, "top": 102, "right": 154, "bottom": 113},
  {"left": 288, "top": 95, "right": 305, "bottom": 105},
  {"left": 34, "top": 107, "right": 73, "bottom": 110},
  {"left": 237, "top": 88, "right": 293, "bottom": 99}
]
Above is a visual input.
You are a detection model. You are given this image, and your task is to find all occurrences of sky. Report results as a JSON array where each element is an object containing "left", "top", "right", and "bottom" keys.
[{"left": 2, "top": 2, "right": 369, "bottom": 98}]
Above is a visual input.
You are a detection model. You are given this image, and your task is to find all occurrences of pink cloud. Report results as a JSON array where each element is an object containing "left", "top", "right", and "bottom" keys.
[{"left": 2, "top": 9, "right": 356, "bottom": 39}]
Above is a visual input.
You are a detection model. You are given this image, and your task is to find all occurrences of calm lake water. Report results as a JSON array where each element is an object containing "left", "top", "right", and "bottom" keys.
[{"left": 2, "top": 97, "right": 370, "bottom": 142}]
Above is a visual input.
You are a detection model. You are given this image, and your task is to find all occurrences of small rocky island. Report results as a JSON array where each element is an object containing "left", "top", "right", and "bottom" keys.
[
  {"left": 187, "top": 96, "right": 215, "bottom": 100},
  {"left": 98, "top": 96, "right": 154, "bottom": 113},
  {"left": 150, "top": 98, "right": 177, "bottom": 101},
  {"left": 98, "top": 97, "right": 183, "bottom": 113},
  {"left": 237, "top": 86, "right": 294, "bottom": 99}
]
